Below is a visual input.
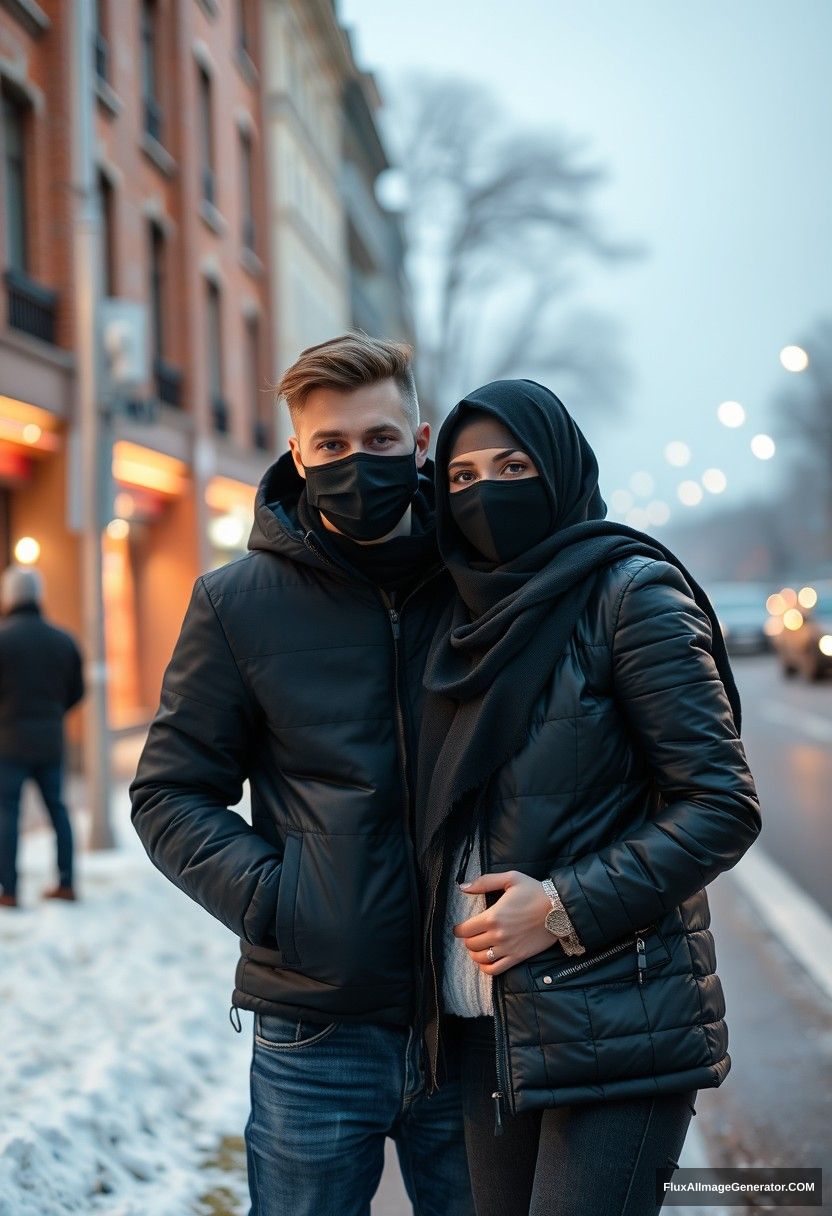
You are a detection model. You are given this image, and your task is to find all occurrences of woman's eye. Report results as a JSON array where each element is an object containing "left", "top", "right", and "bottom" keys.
[
  {"left": 503, "top": 462, "right": 528, "bottom": 476},
  {"left": 450, "top": 470, "right": 475, "bottom": 485}
]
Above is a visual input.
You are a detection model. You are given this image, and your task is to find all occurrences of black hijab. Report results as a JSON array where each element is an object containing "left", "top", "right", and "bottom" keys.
[{"left": 414, "top": 378, "right": 742, "bottom": 868}]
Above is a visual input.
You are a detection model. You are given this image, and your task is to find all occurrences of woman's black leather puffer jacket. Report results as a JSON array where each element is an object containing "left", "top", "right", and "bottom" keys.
[{"left": 421, "top": 554, "right": 762, "bottom": 1124}]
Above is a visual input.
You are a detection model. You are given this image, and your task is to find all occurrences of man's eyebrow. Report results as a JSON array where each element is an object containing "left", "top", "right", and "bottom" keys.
[
  {"left": 308, "top": 422, "right": 406, "bottom": 443},
  {"left": 448, "top": 448, "right": 522, "bottom": 469},
  {"left": 309, "top": 429, "right": 348, "bottom": 443}
]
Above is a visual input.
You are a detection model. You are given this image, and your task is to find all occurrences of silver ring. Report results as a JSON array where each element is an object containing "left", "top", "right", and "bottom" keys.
[{"left": 487, "top": 946, "right": 496, "bottom": 962}]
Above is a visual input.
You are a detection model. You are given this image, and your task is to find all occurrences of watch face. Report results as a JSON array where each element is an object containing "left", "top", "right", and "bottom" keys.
[{"left": 545, "top": 909, "right": 569, "bottom": 935}]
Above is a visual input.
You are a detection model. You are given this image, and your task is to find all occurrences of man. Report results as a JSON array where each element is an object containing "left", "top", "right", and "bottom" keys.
[
  {"left": 0, "top": 565, "right": 85, "bottom": 908},
  {"left": 129, "top": 334, "right": 474, "bottom": 1215}
]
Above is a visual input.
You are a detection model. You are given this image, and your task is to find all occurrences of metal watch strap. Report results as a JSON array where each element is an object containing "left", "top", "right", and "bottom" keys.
[{"left": 541, "top": 879, "right": 586, "bottom": 955}]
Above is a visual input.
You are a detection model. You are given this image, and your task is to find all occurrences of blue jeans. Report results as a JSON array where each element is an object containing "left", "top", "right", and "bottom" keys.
[
  {"left": 244, "top": 1010, "right": 475, "bottom": 1216},
  {"left": 0, "top": 758, "right": 73, "bottom": 896}
]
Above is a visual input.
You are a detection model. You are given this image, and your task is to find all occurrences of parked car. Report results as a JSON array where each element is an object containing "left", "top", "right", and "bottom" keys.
[
  {"left": 768, "top": 580, "right": 832, "bottom": 681},
  {"left": 708, "top": 582, "right": 771, "bottom": 655}
]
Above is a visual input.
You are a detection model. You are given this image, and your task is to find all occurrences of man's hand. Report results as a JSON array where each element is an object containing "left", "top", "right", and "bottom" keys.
[{"left": 454, "top": 871, "right": 562, "bottom": 976}]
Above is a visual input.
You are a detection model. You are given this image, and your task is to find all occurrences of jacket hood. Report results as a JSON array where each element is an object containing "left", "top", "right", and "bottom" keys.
[{"left": 247, "top": 449, "right": 440, "bottom": 573}]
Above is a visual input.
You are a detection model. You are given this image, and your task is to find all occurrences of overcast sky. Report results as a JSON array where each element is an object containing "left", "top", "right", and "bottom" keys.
[{"left": 339, "top": 0, "right": 831, "bottom": 525}]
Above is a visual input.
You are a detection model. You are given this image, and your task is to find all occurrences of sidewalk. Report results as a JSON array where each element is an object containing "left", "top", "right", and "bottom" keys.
[{"left": 5, "top": 767, "right": 828, "bottom": 1215}]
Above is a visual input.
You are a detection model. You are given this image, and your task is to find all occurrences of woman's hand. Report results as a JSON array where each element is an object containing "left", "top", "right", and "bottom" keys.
[{"left": 453, "top": 871, "right": 564, "bottom": 975}]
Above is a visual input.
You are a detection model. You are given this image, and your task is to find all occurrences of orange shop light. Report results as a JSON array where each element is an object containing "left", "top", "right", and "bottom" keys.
[{"left": 112, "top": 441, "right": 189, "bottom": 497}]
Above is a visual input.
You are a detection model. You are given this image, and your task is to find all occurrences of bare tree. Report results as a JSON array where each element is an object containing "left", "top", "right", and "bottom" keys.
[
  {"left": 377, "top": 73, "right": 643, "bottom": 425},
  {"left": 775, "top": 318, "right": 832, "bottom": 564}
]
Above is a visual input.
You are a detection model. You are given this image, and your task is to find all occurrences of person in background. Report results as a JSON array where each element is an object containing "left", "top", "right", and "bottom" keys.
[{"left": 0, "top": 565, "right": 85, "bottom": 908}]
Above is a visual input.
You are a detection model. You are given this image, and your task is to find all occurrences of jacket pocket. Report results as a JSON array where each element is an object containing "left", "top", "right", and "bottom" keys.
[
  {"left": 275, "top": 830, "right": 303, "bottom": 967},
  {"left": 528, "top": 923, "right": 670, "bottom": 991}
]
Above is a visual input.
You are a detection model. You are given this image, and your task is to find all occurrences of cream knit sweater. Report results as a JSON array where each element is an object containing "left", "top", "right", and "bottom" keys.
[{"left": 441, "top": 826, "right": 494, "bottom": 1017}]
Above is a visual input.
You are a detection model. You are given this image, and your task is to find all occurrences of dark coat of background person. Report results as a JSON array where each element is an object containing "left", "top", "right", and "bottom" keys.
[
  {"left": 421, "top": 551, "right": 762, "bottom": 1113},
  {"left": 129, "top": 452, "right": 452, "bottom": 1029},
  {"left": 0, "top": 603, "right": 85, "bottom": 764}
]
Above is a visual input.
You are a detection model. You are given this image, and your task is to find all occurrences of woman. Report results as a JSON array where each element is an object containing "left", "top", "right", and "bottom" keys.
[{"left": 414, "top": 379, "right": 761, "bottom": 1216}]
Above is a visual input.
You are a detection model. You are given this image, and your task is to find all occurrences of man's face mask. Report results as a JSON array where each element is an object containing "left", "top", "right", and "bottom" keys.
[
  {"left": 449, "top": 476, "right": 553, "bottom": 564},
  {"left": 303, "top": 447, "right": 419, "bottom": 542}
]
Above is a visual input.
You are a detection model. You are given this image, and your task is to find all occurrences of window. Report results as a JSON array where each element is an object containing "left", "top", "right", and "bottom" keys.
[
  {"left": 246, "top": 315, "right": 267, "bottom": 447},
  {"left": 205, "top": 279, "right": 226, "bottom": 430},
  {"left": 2, "top": 88, "right": 28, "bottom": 273},
  {"left": 99, "top": 172, "right": 116, "bottom": 296},
  {"left": 240, "top": 129, "right": 255, "bottom": 250},
  {"left": 94, "top": 0, "right": 109, "bottom": 82},
  {"left": 148, "top": 221, "right": 165, "bottom": 358},
  {"left": 237, "top": 0, "right": 253, "bottom": 58},
  {"left": 198, "top": 67, "right": 215, "bottom": 205},
  {"left": 140, "top": 0, "right": 162, "bottom": 141}
]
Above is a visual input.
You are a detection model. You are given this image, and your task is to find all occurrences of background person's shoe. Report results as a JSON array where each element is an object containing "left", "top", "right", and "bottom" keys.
[
  {"left": 42, "top": 885, "right": 77, "bottom": 901},
  {"left": 0, "top": 893, "right": 19, "bottom": 908}
]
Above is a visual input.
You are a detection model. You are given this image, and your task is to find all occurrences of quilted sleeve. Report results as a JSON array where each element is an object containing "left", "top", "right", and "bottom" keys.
[
  {"left": 548, "top": 558, "right": 762, "bottom": 952},
  {"left": 129, "top": 574, "right": 282, "bottom": 945}
]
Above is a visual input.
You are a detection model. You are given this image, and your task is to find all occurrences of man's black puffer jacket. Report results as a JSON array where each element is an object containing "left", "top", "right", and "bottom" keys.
[
  {"left": 422, "top": 554, "right": 761, "bottom": 1115},
  {"left": 129, "top": 452, "right": 450, "bottom": 1027}
]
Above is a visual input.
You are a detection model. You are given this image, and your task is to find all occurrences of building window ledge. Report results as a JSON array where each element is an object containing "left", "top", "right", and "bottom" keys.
[
  {"left": 140, "top": 132, "right": 177, "bottom": 178},
  {"left": 95, "top": 78, "right": 123, "bottom": 118},
  {"left": 2, "top": 0, "right": 50, "bottom": 37},
  {"left": 239, "top": 246, "right": 262, "bottom": 279},
  {"left": 200, "top": 199, "right": 227, "bottom": 237},
  {"left": 235, "top": 45, "right": 258, "bottom": 88}
]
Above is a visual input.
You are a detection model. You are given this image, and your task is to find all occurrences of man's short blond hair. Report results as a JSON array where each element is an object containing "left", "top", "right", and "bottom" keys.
[{"left": 276, "top": 331, "right": 419, "bottom": 427}]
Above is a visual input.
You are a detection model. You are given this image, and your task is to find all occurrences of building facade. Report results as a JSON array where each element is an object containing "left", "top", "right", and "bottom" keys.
[{"left": 0, "top": 0, "right": 413, "bottom": 757}]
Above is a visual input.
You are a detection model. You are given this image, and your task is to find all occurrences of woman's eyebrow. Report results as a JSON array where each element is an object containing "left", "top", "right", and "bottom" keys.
[{"left": 448, "top": 448, "right": 522, "bottom": 469}]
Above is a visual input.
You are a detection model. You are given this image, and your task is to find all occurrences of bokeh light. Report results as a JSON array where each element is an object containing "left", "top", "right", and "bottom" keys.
[
  {"left": 702, "top": 468, "right": 727, "bottom": 494},
  {"left": 717, "top": 401, "right": 746, "bottom": 428},
  {"left": 677, "top": 481, "right": 703, "bottom": 506},
  {"left": 14, "top": 536, "right": 40, "bottom": 564},
  {"left": 779, "top": 345, "right": 809, "bottom": 372},
  {"left": 750, "top": 433, "right": 776, "bottom": 460},
  {"left": 663, "top": 441, "right": 690, "bottom": 467}
]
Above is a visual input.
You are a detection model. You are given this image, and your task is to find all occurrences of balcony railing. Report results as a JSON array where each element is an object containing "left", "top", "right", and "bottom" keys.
[
  {"left": 154, "top": 358, "right": 183, "bottom": 407},
  {"left": 5, "top": 269, "right": 58, "bottom": 344},
  {"left": 211, "top": 394, "right": 229, "bottom": 433}
]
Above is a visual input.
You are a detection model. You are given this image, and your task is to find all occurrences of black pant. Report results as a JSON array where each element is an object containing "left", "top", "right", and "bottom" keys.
[
  {"left": 0, "top": 758, "right": 74, "bottom": 896},
  {"left": 451, "top": 1014, "right": 696, "bottom": 1216}
]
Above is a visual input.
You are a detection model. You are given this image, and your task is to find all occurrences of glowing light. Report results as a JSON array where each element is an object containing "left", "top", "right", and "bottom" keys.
[
  {"left": 702, "top": 468, "right": 727, "bottom": 494},
  {"left": 766, "top": 593, "right": 786, "bottom": 615},
  {"left": 783, "top": 608, "right": 804, "bottom": 631},
  {"left": 751, "top": 434, "right": 776, "bottom": 460},
  {"left": 717, "top": 401, "right": 745, "bottom": 428},
  {"left": 14, "top": 536, "right": 40, "bottom": 564},
  {"left": 22, "top": 424, "right": 42, "bottom": 444},
  {"left": 114, "top": 492, "right": 136, "bottom": 518},
  {"left": 610, "top": 489, "right": 634, "bottom": 514},
  {"left": 625, "top": 507, "right": 650, "bottom": 529},
  {"left": 629, "top": 471, "right": 655, "bottom": 498},
  {"left": 208, "top": 512, "right": 247, "bottom": 550},
  {"left": 663, "top": 441, "right": 691, "bottom": 468},
  {"left": 106, "top": 518, "right": 130, "bottom": 540},
  {"left": 819, "top": 635, "right": 832, "bottom": 657},
  {"left": 646, "top": 500, "right": 670, "bottom": 525},
  {"left": 677, "top": 481, "right": 703, "bottom": 506},
  {"left": 798, "top": 586, "right": 817, "bottom": 610},
  {"left": 780, "top": 345, "right": 809, "bottom": 373},
  {"left": 764, "top": 616, "right": 784, "bottom": 637}
]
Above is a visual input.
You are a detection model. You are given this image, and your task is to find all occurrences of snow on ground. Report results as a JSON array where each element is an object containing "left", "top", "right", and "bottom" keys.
[{"left": 0, "top": 785, "right": 254, "bottom": 1216}]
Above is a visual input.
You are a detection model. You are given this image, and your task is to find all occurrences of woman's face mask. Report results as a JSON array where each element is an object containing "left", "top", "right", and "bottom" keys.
[{"left": 448, "top": 473, "right": 553, "bottom": 563}]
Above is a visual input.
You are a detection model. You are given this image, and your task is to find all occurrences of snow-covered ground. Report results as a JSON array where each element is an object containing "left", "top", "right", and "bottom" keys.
[{"left": 0, "top": 786, "right": 253, "bottom": 1216}]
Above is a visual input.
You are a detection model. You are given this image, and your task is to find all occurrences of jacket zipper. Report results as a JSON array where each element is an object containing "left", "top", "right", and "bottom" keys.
[
  {"left": 377, "top": 570, "right": 444, "bottom": 1038},
  {"left": 482, "top": 817, "right": 513, "bottom": 1135},
  {"left": 541, "top": 927, "right": 653, "bottom": 983}
]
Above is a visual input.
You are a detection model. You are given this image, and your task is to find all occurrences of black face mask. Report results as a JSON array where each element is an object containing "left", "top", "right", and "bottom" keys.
[
  {"left": 303, "top": 447, "right": 420, "bottom": 542},
  {"left": 448, "top": 476, "right": 554, "bottom": 564}
]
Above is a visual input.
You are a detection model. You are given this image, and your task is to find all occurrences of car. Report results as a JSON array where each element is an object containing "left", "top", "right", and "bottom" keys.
[
  {"left": 708, "top": 582, "right": 771, "bottom": 655},
  {"left": 768, "top": 580, "right": 832, "bottom": 681}
]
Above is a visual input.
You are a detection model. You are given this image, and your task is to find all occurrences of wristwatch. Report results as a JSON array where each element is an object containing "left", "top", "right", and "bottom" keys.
[{"left": 541, "top": 879, "right": 586, "bottom": 956}]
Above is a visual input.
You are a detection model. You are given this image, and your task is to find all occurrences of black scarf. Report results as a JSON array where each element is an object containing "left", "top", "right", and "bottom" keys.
[{"left": 414, "top": 379, "right": 741, "bottom": 869}]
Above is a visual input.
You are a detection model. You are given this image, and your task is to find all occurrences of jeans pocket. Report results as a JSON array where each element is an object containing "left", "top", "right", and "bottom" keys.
[{"left": 254, "top": 1011, "right": 340, "bottom": 1051}]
